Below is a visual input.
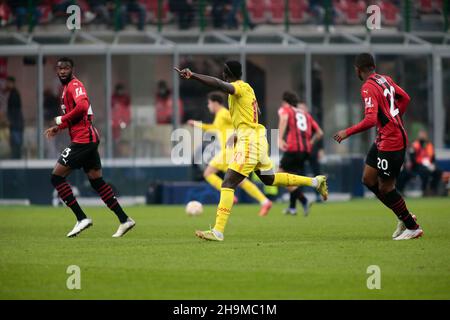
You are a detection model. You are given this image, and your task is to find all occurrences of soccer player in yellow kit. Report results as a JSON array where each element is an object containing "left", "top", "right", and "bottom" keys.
[
  {"left": 188, "top": 92, "right": 273, "bottom": 216},
  {"left": 175, "top": 61, "right": 328, "bottom": 241}
]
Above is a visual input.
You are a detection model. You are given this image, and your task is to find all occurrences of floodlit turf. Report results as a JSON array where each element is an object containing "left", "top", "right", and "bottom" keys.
[{"left": 0, "top": 198, "right": 449, "bottom": 300}]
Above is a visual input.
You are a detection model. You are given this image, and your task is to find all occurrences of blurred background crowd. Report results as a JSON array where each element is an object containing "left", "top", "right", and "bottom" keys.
[{"left": 0, "top": 0, "right": 448, "bottom": 32}]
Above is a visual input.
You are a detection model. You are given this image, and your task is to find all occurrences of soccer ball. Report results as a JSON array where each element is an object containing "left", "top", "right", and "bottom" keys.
[{"left": 185, "top": 201, "right": 203, "bottom": 216}]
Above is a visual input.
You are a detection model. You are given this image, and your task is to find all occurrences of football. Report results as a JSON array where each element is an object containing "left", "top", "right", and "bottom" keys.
[{"left": 185, "top": 201, "right": 203, "bottom": 216}]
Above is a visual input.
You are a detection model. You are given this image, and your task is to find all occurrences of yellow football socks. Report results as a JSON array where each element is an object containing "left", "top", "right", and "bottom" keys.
[
  {"left": 214, "top": 188, "right": 235, "bottom": 233},
  {"left": 240, "top": 179, "right": 267, "bottom": 204},
  {"left": 272, "top": 173, "right": 314, "bottom": 187},
  {"left": 205, "top": 173, "right": 223, "bottom": 191},
  {"left": 206, "top": 174, "right": 267, "bottom": 204}
]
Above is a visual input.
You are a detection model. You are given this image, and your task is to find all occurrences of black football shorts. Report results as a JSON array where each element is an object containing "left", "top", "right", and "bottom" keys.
[
  {"left": 279, "top": 152, "right": 309, "bottom": 175},
  {"left": 365, "top": 143, "right": 405, "bottom": 179},
  {"left": 57, "top": 142, "right": 102, "bottom": 172}
]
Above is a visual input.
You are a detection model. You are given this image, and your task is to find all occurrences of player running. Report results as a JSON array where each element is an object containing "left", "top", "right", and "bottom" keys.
[
  {"left": 175, "top": 61, "right": 328, "bottom": 241},
  {"left": 333, "top": 53, "right": 423, "bottom": 241},
  {"left": 278, "top": 92, "right": 323, "bottom": 216},
  {"left": 187, "top": 92, "right": 273, "bottom": 216},
  {"left": 45, "top": 57, "right": 135, "bottom": 238}
]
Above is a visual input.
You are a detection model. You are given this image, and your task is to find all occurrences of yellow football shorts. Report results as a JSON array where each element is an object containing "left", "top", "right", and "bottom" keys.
[
  {"left": 228, "top": 135, "right": 274, "bottom": 177},
  {"left": 208, "top": 149, "right": 231, "bottom": 172}
]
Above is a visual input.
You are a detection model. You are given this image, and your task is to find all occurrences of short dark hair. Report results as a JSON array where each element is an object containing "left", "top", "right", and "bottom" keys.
[
  {"left": 224, "top": 60, "right": 242, "bottom": 79},
  {"left": 282, "top": 91, "right": 298, "bottom": 107},
  {"left": 57, "top": 56, "right": 74, "bottom": 67},
  {"left": 355, "top": 53, "right": 375, "bottom": 72},
  {"left": 6, "top": 76, "right": 15, "bottom": 83},
  {"left": 208, "top": 91, "right": 224, "bottom": 105}
]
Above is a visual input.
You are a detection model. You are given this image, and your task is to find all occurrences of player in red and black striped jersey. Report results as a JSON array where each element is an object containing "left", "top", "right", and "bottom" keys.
[
  {"left": 44, "top": 57, "right": 135, "bottom": 238},
  {"left": 278, "top": 92, "right": 323, "bottom": 216},
  {"left": 56, "top": 68, "right": 99, "bottom": 144},
  {"left": 333, "top": 53, "right": 423, "bottom": 240}
]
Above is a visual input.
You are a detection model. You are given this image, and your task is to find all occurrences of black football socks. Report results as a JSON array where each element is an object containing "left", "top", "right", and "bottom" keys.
[
  {"left": 289, "top": 187, "right": 307, "bottom": 209},
  {"left": 51, "top": 174, "right": 87, "bottom": 221},
  {"left": 367, "top": 183, "right": 418, "bottom": 230},
  {"left": 89, "top": 178, "right": 129, "bottom": 223},
  {"left": 382, "top": 189, "right": 418, "bottom": 230}
]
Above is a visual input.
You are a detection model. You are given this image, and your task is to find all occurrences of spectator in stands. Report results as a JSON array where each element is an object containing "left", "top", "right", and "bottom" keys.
[
  {"left": 111, "top": 83, "right": 131, "bottom": 141},
  {"left": 52, "top": 0, "right": 72, "bottom": 16},
  {"left": 87, "top": 0, "right": 111, "bottom": 25},
  {"left": 309, "top": 0, "right": 326, "bottom": 25},
  {"left": 155, "top": 80, "right": 184, "bottom": 124},
  {"left": 0, "top": 0, "right": 11, "bottom": 27},
  {"left": 398, "top": 130, "right": 443, "bottom": 196},
  {"left": 169, "top": 0, "right": 194, "bottom": 30},
  {"left": 226, "top": 0, "right": 254, "bottom": 29},
  {"left": 211, "top": 0, "right": 229, "bottom": 29},
  {"left": 7, "top": 0, "right": 41, "bottom": 30},
  {"left": 118, "top": 0, "right": 146, "bottom": 31},
  {"left": 44, "top": 88, "right": 59, "bottom": 158},
  {"left": 309, "top": 0, "right": 336, "bottom": 29},
  {"left": 44, "top": 88, "right": 59, "bottom": 124},
  {"left": 5, "top": 76, "right": 24, "bottom": 159}
]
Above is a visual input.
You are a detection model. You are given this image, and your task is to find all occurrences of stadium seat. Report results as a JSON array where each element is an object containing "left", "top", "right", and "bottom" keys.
[
  {"left": 378, "top": 0, "right": 400, "bottom": 26},
  {"left": 334, "top": 0, "right": 366, "bottom": 25},
  {"left": 289, "top": 0, "right": 309, "bottom": 24},
  {"left": 247, "top": 0, "right": 268, "bottom": 24},
  {"left": 416, "top": 0, "right": 445, "bottom": 14},
  {"left": 417, "top": 0, "right": 435, "bottom": 13},
  {"left": 140, "top": 0, "right": 171, "bottom": 24},
  {"left": 268, "top": 0, "right": 285, "bottom": 24}
]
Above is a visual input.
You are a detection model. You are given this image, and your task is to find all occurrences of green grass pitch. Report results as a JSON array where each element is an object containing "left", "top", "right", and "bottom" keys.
[{"left": 0, "top": 198, "right": 449, "bottom": 300}]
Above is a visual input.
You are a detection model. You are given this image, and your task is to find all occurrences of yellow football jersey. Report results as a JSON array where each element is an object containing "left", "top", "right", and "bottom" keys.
[
  {"left": 228, "top": 80, "right": 265, "bottom": 136},
  {"left": 198, "top": 107, "right": 233, "bottom": 151}
]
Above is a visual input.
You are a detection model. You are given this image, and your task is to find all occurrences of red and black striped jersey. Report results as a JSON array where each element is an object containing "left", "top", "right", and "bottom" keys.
[
  {"left": 59, "top": 77, "right": 99, "bottom": 144},
  {"left": 346, "top": 73, "right": 410, "bottom": 151},
  {"left": 278, "top": 103, "right": 319, "bottom": 154}
]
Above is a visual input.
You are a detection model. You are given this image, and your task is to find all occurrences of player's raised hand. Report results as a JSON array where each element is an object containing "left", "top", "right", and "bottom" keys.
[
  {"left": 44, "top": 126, "right": 59, "bottom": 139},
  {"left": 174, "top": 67, "right": 193, "bottom": 79},
  {"left": 333, "top": 130, "right": 348, "bottom": 143}
]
